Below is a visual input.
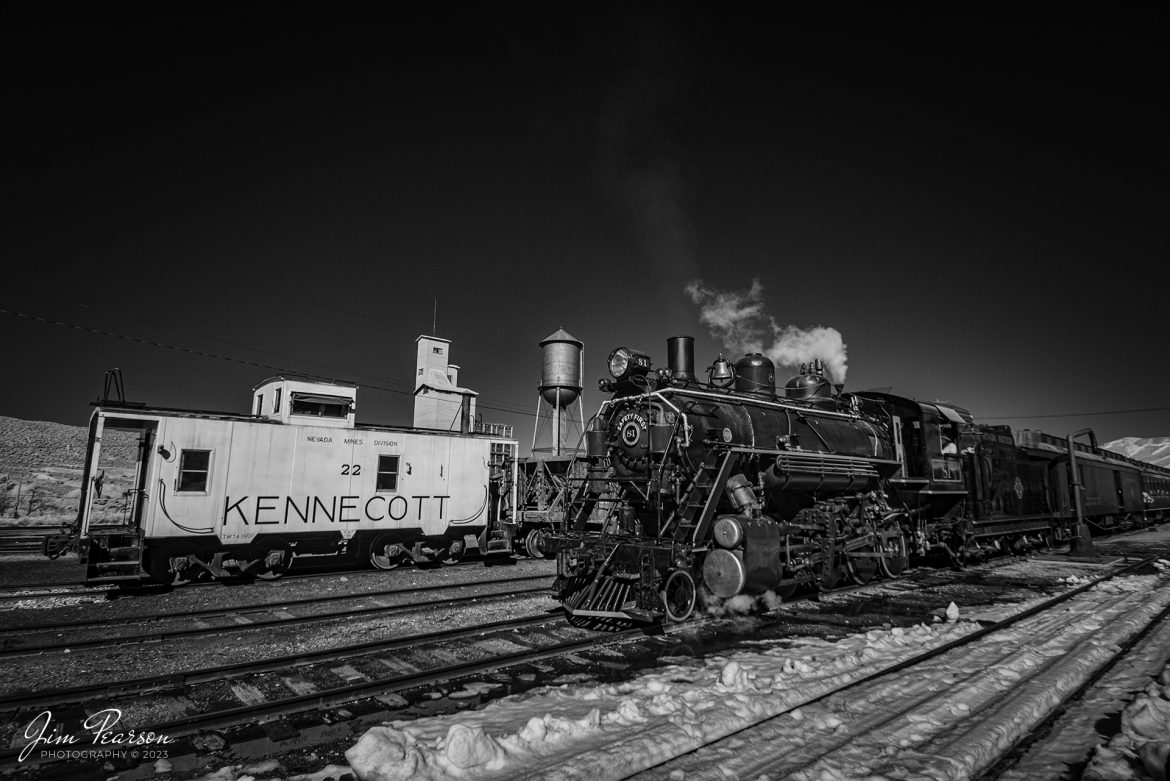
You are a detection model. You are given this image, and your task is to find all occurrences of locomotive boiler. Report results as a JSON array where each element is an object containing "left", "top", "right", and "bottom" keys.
[{"left": 543, "top": 336, "right": 934, "bottom": 624}]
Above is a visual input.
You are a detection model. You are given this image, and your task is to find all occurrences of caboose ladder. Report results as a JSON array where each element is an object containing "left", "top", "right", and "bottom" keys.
[{"left": 665, "top": 449, "right": 737, "bottom": 544}]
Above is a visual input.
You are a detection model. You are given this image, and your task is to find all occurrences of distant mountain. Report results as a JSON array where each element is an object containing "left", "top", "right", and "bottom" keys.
[
  {"left": 1103, "top": 437, "right": 1170, "bottom": 469},
  {"left": 0, "top": 416, "right": 136, "bottom": 527}
]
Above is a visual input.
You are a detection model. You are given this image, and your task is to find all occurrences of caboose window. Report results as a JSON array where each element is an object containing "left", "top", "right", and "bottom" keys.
[
  {"left": 273, "top": 388, "right": 281, "bottom": 413},
  {"left": 290, "top": 396, "right": 350, "bottom": 418},
  {"left": 255, "top": 394, "right": 263, "bottom": 415},
  {"left": 177, "top": 450, "right": 211, "bottom": 492},
  {"left": 376, "top": 455, "right": 400, "bottom": 491}
]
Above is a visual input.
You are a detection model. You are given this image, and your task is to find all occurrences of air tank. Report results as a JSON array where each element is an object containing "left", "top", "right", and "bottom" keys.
[{"left": 539, "top": 329, "right": 583, "bottom": 407}]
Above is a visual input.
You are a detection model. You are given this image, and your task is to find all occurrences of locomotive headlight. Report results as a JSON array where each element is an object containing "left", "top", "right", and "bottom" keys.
[{"left": 608, "top": 347, "right": 651, "bottom": 381}]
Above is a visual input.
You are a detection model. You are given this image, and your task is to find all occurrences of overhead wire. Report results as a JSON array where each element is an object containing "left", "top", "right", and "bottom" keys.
[
  {"left": 10, "top": 306, "right": 1164, "bottom": 424},
  {"left": 0, "top": 307, "right": 540, "bottom": 419}
]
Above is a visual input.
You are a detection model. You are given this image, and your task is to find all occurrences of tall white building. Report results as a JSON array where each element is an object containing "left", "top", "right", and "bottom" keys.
[{"left": 413, "top": 335, "right": 478, "bottom": 431}]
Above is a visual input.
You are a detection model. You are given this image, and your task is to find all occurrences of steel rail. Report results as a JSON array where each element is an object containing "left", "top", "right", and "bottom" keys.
[
  {"left": 0, "top": 618, "right": 653, "bottom": 772},
  {"left": 0, "top": 584, "right": 554, "bottom": 657},
  {"left": 0, "top": 553, "right": 542, "bottom": 599},
  {"left": 0, "top": 573, "right": 553, "bottom": 635},
  {"left": 619, "top": 554, "right": 1159, "bottom": 781},
  {"left": 975, "top": 577, "right": 1170, "bottom": 779},
  {"left": 0, "top": 613, "right": 567, "bottom": 712}
]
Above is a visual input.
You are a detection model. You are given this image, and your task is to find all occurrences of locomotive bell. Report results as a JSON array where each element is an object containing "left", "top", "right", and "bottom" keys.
[
  {"left": 707, "top": 355, "right": 735, "bottom": 388},
  {"left": 734, "top": 353, "right": 776, "bottom": 399}
]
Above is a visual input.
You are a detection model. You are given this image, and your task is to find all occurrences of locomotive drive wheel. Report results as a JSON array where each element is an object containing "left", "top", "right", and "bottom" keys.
[
  {"left": 878, "top": 531, "right": 909, "bottom": 579},
  {"left": 847, "top": 549, "right": 879, "bottom": 585},
  {"left": 523, "top": 529, "right": 546, "bottom": 559},
  {"left": 369, "top": 537, "right": 407, "bottom": 570},
  {"left": 816, "top": 540, "right": 841, "bottom": 591},
  {"left": 661, "top": 569, "right": 696, "bottom": 622},
  {"left": 774, "top": 569, "right": 799, "bottom": 601}
]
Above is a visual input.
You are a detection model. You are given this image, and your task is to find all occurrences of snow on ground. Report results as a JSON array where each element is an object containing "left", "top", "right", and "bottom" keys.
[
  {"left": 1082, "top": 661, "right": 1170, "bottom": 781},
  {"left": 338, "top": 572, "right": 1170, "bottom": 781},
  {"left": 644, "top": 575, "right": 1170, "bottom": 780}
]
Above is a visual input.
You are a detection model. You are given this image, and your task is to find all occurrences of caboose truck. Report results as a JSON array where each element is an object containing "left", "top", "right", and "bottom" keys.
[
  {"left": 542, "top": 336, "right": 1170, "bottom": 626},
  {"left": 46, "top": 373, "right": 518, "bottom": 585}
]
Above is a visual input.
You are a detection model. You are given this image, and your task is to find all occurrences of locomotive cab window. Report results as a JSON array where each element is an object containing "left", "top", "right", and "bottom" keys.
[
  {"left": 939, "top": 424, "right": 959, "bottom": 455},
  {"left": 177, "top": 450, "right": 211, "bottom": 492},
  {"left": 376, "top": 455, "right": 400, "bottom": 491}
]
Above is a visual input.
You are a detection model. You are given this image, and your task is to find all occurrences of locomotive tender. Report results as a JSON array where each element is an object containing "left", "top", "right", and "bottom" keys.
[
  {"left": 543, "top": 336, "right": 1170, "bottom": 624},
  {"left": 50, "top": 375, "right": 518, "bottom": 585}
]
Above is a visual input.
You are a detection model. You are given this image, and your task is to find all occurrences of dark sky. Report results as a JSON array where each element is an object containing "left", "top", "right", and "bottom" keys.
[{"left": 3, "top": 7, "right": 1166, "bottom": 451}]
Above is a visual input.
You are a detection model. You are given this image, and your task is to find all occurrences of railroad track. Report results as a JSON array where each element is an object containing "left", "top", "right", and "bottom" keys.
[
  {"left": 0, "top": 552, "right": 547, "bottom": 600},
  {"left": 0, "top": 532, "right": 44, "bottom": 554},
  {"left": 625, "top": 555, "right": 1168, "bottom": 781},
  {"left": 3, "top": 552, "right": 1154, "bottom": 779},
  {"left": 0, "top": 611, "right": 650, "bottom": 776},
  {"left": 0, "top": 557, "right": 1063, "bottom": 779},
  {"left": 0, "top": 573, "right": 556, "bottom": 656}
]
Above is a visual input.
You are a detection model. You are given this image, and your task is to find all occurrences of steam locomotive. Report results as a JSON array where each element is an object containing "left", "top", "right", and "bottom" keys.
[{"left": 542, "top": 336, "right": 1170, "bottom": 624}]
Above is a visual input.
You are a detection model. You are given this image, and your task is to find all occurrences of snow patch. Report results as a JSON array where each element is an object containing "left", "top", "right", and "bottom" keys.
[{"left": 343, "top": 621, "right": 977, "bottom": 780}]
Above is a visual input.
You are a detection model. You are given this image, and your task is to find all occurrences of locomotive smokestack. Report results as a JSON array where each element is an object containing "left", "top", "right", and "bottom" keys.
[{"left": 666, "top": 336, "right": 696, "bottom": 383}]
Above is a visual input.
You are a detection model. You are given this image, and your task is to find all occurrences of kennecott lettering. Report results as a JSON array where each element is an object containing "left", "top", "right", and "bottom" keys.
[{"left": 224, "top": 495, "right": 451, "bottom": 525}]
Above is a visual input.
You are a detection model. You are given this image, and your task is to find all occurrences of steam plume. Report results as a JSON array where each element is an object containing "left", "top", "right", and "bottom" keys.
[{"left": 685, "top": 278, "right": 849, "bottom": 383}]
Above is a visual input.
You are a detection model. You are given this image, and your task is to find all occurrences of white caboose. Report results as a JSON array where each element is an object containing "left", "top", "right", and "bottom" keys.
[{"left": 65, "top": 374, "right": 518, "bottom": 584}]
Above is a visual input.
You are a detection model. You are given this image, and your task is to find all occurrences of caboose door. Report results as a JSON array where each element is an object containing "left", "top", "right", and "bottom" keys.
[{"left": 127, "top": 425, "right": 156, "bottom": 531}]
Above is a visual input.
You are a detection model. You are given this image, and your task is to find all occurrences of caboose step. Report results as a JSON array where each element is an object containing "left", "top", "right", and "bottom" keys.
[{"left": 93, "top": 561, "right": 142, "bottom": 570}]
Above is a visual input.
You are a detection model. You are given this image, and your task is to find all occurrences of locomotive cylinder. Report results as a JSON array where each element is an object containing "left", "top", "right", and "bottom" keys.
[{"left": 702, "top": 517, "right": 784, "bottom": 598}]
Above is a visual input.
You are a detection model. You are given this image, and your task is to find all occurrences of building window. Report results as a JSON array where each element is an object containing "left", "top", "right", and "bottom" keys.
[
  {"left": 177, "top": 450, "right": 211, "bottom": 492},
  {"left": 433, "top": 347, "right": 442, "bottom": 354},
  {"left": 376, "top": 455, "right": 400, "bottom": 491},
  {"left": 274, "top": 388, "right": 281, "bottom": 413},
  {"left": 255, "top": 394, "right": 263, "bottom": 415}
]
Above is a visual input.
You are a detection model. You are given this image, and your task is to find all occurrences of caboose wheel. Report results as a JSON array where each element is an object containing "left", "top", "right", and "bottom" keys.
[
  {"left": 878, "top": 532, "right": 909, "bottom": 578},
  {"left": 148, "top": 551, "right": 194, "bottom": 586},
  {"left": 370, "top": 537, "right": 407, "bottom": 570},
  {"left": 524, "top": 529, "right": 547, "bottom": 559},
  {"left": 661, "top": 569, "right": 697, "bottom": 622},
  {"left": 441, "top": 540, "right": 465, "bottom": 565},
  {"left": 254, "top": 546, "right": 292, "bottom": 580}
]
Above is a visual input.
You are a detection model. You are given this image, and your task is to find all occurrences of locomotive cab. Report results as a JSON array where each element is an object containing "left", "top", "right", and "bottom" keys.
[{"left": 854, "top": 392, "right": 970, "bottom": 518}]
